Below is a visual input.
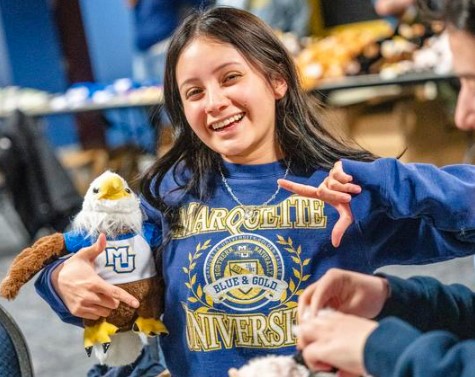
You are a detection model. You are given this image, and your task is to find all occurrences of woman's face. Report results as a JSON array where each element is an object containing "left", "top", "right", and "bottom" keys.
[
  {"left": 175, "top": 37, "right": 288, "bottom": 164},
  {"left": 448, "top": 28, "right": 475, "bottom": 131}
]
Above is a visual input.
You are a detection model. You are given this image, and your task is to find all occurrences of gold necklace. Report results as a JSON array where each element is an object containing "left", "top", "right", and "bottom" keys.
[{"left": 219, "top": 159, "right": 291, "bottom": 220}]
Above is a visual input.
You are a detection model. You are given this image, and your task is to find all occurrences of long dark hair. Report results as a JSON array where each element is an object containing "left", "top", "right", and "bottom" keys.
[
  {"left": 417, "top": 0, "right": 475, "bottom": 34},
  {"left": 141, "top": 6, "right": 376, "bottom": 228},
  {"left": 446, "top": 0, "right": 475, "bottom": 33}
]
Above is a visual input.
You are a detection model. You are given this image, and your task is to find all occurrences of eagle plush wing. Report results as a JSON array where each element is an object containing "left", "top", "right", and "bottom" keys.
[{"left": 0, "top": 232, "right": 66, "bottom": 299}]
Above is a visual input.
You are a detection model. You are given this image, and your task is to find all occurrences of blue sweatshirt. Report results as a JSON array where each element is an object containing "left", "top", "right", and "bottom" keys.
[
  {"left": 365, "top": 274, "right": 475, "bottom": 377},
  {"left": 36, "top": 158, "right": 475, "bottom": 377}
]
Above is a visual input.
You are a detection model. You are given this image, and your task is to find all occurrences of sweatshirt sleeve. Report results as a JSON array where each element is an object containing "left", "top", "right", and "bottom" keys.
[
  {"left": 364, "top": 318, "right": 475, "bottom": 377},
  {"left": 34, "top": 258, "right": 82, "bottom": 327},
  {"left": 365, "top": 275, "right": 475, "bottom": 377},
  {"left": 377, "top": 274, "right": 475, "bottom": 337},
  {"left": 342, "top": 158, "right": 475, "bottom": 238}
]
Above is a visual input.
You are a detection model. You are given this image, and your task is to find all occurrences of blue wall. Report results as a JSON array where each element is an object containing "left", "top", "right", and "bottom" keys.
[
  {"left": 0, "top": 0, "right": 136, "bottom": 147},
  {"left": 0, "top": 1, "right": 65, "bottom": 90},
  {"left": 79, "top": 0, "right": 134, "bottom": 82},
  {"left": 0, "top": 14, "right": 11, "bottom": 87},
  {"left": 0, "top": 0, "right": 78, "bottom": 147}
]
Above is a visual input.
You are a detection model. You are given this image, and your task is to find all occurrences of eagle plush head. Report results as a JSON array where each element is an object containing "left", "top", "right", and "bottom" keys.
[{"left": 72, "top": 171, "right": 142, "bottom": 238}]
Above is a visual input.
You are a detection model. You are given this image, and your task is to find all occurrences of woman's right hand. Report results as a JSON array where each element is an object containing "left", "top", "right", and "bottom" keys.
[
  {"left": 51, "top": 233, "right": 139, "bottom": 320},
  {"left": 297, "top": 268, "right": 390, "bottom": 321},
  {"left": 278, "top": 160, "right": 361, "bottom": 247}
]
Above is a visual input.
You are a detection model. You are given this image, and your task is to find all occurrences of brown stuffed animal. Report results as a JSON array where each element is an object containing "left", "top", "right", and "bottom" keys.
[{"left": 0, "top": 171, "right": 167, "bottom": 365}]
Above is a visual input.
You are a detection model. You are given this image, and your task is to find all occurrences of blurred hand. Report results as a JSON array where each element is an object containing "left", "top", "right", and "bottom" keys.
[
  {"left": 298, "top": 268, "right": 389, "bottom": 321},
  {"left": 297, "top": 310, "right": 378, "bottom": 376},
  {"left": 52, "top": 233, "right": 139, "bottom": 320},
  {"left": 278, "top": 161, "right": 361, "bottom": 247},
  {"left": 374, "top": 0, "right": 414, "bottom": 16}
]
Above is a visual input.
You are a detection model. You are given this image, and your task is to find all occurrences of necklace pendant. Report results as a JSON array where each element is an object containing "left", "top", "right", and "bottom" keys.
[
  {"left": 220, "top": 160, "right": 291, "bottom": 222},
  {"left": 244, "top": 207, "right": 255, "bottom": 221}
]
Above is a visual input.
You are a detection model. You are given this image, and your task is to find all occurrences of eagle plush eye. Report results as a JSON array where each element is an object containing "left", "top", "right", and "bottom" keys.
[
  {"left": 93, "top": 187, "right": 99, "bottom": 194},
  {"left": 125, "top": 188, "right": 131, "bottom": 194}
]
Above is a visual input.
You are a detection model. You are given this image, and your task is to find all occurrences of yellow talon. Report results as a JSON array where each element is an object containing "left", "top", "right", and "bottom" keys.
[
  {"left": 133, "top": 317, "right": 168, "bottom": 336},
  {"left": 83, "top": 321, "right": 119, "bottom": 349}
]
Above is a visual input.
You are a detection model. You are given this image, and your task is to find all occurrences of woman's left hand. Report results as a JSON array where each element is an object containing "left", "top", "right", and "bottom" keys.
[
  {"left": 278, "top": 161, "right": 361, "bottom": 247},
  {"left": 296, "top": 310, "right": 377, "bottom": 376}
]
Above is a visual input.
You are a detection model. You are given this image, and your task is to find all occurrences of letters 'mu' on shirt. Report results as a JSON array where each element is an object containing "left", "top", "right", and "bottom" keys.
[{"left": 64, "top": 232, "right": 157, "bottom": 284}]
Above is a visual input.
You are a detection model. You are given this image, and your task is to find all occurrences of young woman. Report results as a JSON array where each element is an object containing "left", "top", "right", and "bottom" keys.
[{"left": 35, "top": 6, "right": 475, "bottom": 377}]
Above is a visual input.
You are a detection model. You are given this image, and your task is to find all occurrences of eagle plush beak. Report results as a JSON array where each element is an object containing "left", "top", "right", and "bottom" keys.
[{"left": 98, "top": 175, "right": 130, "bottom": 200}]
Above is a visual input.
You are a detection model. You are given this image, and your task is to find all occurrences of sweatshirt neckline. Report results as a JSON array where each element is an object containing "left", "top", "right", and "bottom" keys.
[{"left": 221, "top": 159, "right": 289, "bottom": 179}]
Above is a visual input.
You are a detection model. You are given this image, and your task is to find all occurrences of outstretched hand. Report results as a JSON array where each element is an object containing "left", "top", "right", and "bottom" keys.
[
  {"left": 52, "top": 233, "right": 139, "bottom": 320},
  {"left": 295, "top": 269, "right": 389, "bottom": 376},
  {"left": 278, "top": 161, "right": 361, "bottom": 247},
  {"left": 297, "top": 268, "right": 389, "bottom": 321},
  {"left": 296, "top": 310, "right": 377, "bottom": 376}
]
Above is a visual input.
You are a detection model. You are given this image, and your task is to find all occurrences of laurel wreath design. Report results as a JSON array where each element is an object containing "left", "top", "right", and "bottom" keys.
[
  {"left": 183, "top": 236, "right": 310, "bottom": 312},
  {"left": 273, "top": 235, "right": 311, "bottom": 309},
  {"left": 183, "top": 239, "right": 221, "bottom": 313}
]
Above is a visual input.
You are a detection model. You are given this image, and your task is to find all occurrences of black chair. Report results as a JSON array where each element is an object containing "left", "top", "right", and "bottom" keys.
[{"left": 0, "top": 304, "right": 34, "bottom": 377}]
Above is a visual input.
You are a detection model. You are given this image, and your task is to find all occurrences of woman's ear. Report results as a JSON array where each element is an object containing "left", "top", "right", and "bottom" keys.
[{"left": 271, "top": 76, "right": 288, "bottom": 99}]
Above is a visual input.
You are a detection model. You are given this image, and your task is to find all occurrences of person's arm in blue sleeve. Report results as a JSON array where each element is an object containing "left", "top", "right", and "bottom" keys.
[
  {"left": 343, "top": 158, "right": 475, "bottom": 234},
  {"left": 364, "top": 274, "right": 475, "bottom": 377},
  {"left": 34, "top": 258, "right": 82, "bottom": 326},
  {"left": 339, "top": 158, "right": 475, "bottom": 266},
  {"left": 365, "top": 317, "right": 475, "bottom": 377},
  {"left": 143, "top": 221, "right": 163, "bottom": 249},
  {"left": 33, "top": 231, "right": 92, "bottom": 326},
  {"left": 377, "top": 274, "right": 475, "bottom": 337}
]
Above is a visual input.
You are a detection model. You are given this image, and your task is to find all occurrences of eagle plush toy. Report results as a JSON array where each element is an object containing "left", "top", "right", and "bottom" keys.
[
  {"left": 0, "top": 171, "right": 167, "bottom": 365},
  {"left": 228, "top": 355, "right": 311, "bottom": 377},
  {"left": 228, "top": 353, "right": 335, "bottom": 377}
]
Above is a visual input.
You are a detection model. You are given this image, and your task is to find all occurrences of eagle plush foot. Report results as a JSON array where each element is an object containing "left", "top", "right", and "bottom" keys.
[
  {"left": 132, "top": 317, "right": 168, "bottom": 337},
  {"left": 84, "top": 321, "right": 119, "bottom": 357}
]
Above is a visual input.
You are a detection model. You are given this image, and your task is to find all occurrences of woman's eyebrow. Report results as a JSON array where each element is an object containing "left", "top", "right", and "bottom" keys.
[{"left": 179, "top": 62, "right": 243, "bottom": 90}]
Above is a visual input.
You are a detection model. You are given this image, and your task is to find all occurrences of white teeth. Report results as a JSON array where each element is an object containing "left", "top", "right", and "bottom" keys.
[{"left": 211, "top": 113, "right": 244, "bottom": 130}]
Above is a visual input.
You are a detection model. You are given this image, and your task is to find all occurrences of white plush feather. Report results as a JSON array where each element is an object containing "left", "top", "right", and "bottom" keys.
[
  {"left": 94, "top": 331, "right": 145, "bottom": 366},
  {"left": 72, "top": 171, "right": 143, "bottom": 238}
]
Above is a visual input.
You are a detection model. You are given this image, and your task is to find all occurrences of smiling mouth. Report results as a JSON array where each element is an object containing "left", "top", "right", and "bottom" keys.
[{"left": 210, "top": 113, "right": 244, "bottom": 131}]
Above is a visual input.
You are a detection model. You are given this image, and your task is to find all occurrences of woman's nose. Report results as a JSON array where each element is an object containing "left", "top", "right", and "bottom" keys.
[{"left": 205, "top": 88, "right": 229, "bottom": 113}]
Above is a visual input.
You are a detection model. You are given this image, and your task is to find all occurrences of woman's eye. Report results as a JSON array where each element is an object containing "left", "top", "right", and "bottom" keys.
[
  {"left": 186, "top": 88, "right": 202, "bottom": 99},
  {"left": 224, "top": 73, "right": 241, "bottom": 83}
]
